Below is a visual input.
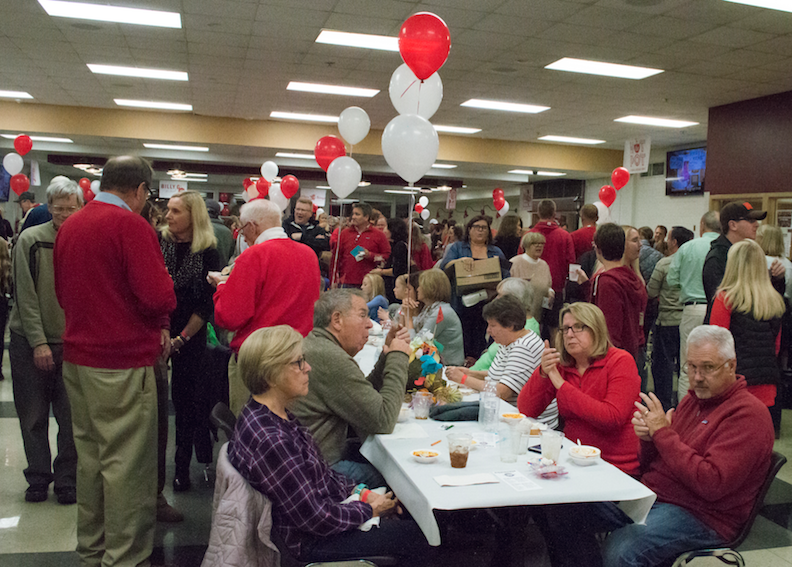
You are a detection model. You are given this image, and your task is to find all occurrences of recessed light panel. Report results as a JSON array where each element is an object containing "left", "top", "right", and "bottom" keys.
[
  {"left": 433, "top": 125, "right": 482, "bottom": 134},
  {"left": 116, "top": 99, "right": 192, "bottom": 111},
  {"left": 461, "top": 99, "right": 549, "bottom": 114},
  {"left": 545, "top": 58, "right": 663, "bottom": 80},
  {"left": 287, "top": 82, "right": 378, "bottom": 97},
  {"left": 88, "top": 64, "right": 188, "bottom": 81},
  {"left": 315, "top": 30, "right": 399, "bottom": 51},
  {"left": 275, "top": 152, "right": 316, "bottom": 159},
  {"left": 143, "top": 143, "right": 208, "bottom": 152},
  {"left": 723, "top": 0, "right": 792, "bottom": 12},
  {"left": 615, "top": 115, "right": 699, "bottom": 128},
  {"left": 431, "top": 163, "right": 457, "bottom": 169},
  {"left": 270, "top": 111, "right": 339, "bottom": 123},
  {"left": 38, "top": 0, "right": 182, "bottom": 28},
  {"left": 0, "top": 90, "right": 32, "bottom": 99},
  {"left": 539, "top": 135, "right": 605, "bottom": 145},
  {"left": 536, "top": 171, "right": 566, "bottom": 177},
  {"left": 508, "top": 170, "right": 534, "bottom": 175},
  {"left": 1, "top": 134, "right": 72, "bottom": 143}
]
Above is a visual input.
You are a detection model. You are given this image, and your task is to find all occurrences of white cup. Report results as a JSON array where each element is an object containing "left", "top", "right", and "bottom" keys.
[
  {"left": 569, "top": 263, "right": 581, "bottom": 283},
  {"left": 540, "top": 430, "right": 563, "bottom": 463}
]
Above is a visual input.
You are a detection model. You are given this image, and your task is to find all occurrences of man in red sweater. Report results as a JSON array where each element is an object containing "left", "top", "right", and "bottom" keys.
[
  {"left": 569, "top": 203, "right": 598, "bottom": 260},
  {"left": 54, "top": 156, "right": 176, "bottom": 567},
  {"left": 212, "top": 198, "right": 321, "bottom": 415},
  {"left": 529, "top": 200, "right": 574, "bottom": 333},
  {"left": 331, "top": 202, "right": 390, "bottom": 287}
]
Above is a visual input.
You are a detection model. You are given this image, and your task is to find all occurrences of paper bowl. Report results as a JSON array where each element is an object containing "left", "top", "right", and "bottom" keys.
[
  {"left": 569, "top": 445, "right": 601, "bottom": 466},
  {"left": 501, "top": 412, "right": 526, "bottom": 424},
  {"left": 412, "top": 450, "right": 439, "bottom": 464}
]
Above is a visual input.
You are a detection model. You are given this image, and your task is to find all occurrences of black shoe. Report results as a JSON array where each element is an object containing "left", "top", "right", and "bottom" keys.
[
  {"left": 25, "top": 486, "right": 48, "bottom": 502},
  {"left": 55, "top": 488, "right": 77, "bottom": 505},
  {"left": 173, "top": 476, "right": 191, "bottom": 492}
]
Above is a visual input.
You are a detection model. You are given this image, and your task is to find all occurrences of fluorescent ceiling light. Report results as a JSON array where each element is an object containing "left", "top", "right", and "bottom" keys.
[
  {"left": 315, "top": 30, "right": 398, "bottom": 51},
  {"left": 508, "top": 169, "right": 534, "bottom": 175},
  {"left": 536, "top": 171, "right": 566, "bottom": 177},
  {"left": 545, "top": 57, "right": 663, "bottom": 80},
  {"left": 723, "top": 0, "right": 792, "bottom": 13},
  {"left": 615, "top": 115, "right": 699, "bottom": 128},
  {"left": 183, "top": 173, "right": 207, "bottom": 178},
  {"left": 461, "top": 99, "right": 549, "bottom": 114},
  {"left": 433, "top": 125, "right": 481, "bottom": 134},
  {"left": 171, "top": 176, "right": 207, "bottom": 182},
  {"left": 385, "top": 189, "right": 419, "bottom": 195},
  {"left": 431, "top": 163, "right": 457, "bottom": 169},
  {"left": 287, "top": 82, "right": 379, "bottom": 97},
  {"left": 143, "top": 143, "right": 208, "bottom": 152},
  {"left": 38, "top": 0, "right": 181, "bottom": 28},
  {"left": 316, "top": 185, "right": 332, "bottom": 189},
  {"left": 115, "top": 99, "right": 192, "bottom": 111},
  {"left": 432, "top": 186, "right": 452, "bottom": 192},
  {"left": 270, "top": 111, "right": 339, "bottom": 123},
  {"left": 0, "top": 90, "right": 32, "bottom": 99},
  {"left": 1, "top": 134, "right": 72, "bottom": 143},
  {"left": 358, "top": 181, "right": 370, "bottom": 187},
  {"left": 539, "top": 135, "right": 605, "bottom": 145},
  {"left": 88, "top": 64, "right": 187, "bottom": 81},
  {"left": 276, "top": 152, "right": 317, "bottom": 160}
]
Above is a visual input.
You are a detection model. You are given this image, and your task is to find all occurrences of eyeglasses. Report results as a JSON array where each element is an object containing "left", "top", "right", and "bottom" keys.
[
  {"left": 290, "top": 356, "right": 307, "bottom": 371},
  {"left": 142, "top": 181, "right": 155, "bottom": 200},
  {"left": 684, "top": 360, "right": 728, "bottom": 378},
  {"left": 50, "top": 205, "right": 79, "bottom": 214},
  {"left": 561, "top": 323, "right": 588, "bottom": 335},
  {"left": 470, "top": 224, "right": 489, "bottom": 231}
]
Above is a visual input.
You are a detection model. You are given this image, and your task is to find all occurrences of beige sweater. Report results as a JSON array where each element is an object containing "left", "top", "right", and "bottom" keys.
[{"left": 509, "top": 254, "right": 552, "bottom": 323}]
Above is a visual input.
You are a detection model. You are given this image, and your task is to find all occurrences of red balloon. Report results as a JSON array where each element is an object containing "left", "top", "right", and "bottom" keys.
[
  {"left": 83, "top": 187, "right": 95, "bottom": 203},
  {"left": 10, "top": 173, "right": 30, "bottom": 196},
  {"left": 312, "top": 204, "right": 319, "bottom": 213},
  {"left": 399, "top": 12, "right": 451, "bottom": 81},
  {"left": 78, "top": 177, "right": 91, "bottom": 191},
  {"left": 599, "top": 185, "right": 616, "bottom": 208},
  {"left": 612, "top": 167, "right": 630, "bottom": 190},
  {"left": 221, "top": 203, "right": 230, "bottom": 216},
  {"left": 242, "top": 177, "right": 253, "bottom": 189},
  {"left": 314, "top": 136, "right": 346, "bottom": 171},
  {"left": 281, "top": 175, "right": 300, "bottom": 198},
  {"left": 14, "top": 135, "right": 32, "bottom": 156},
  {"left": 493, "top": 195, "right": 505, "bottom": 210},
  {"left": 415, "top": 204, "right": 424, "bottom": 213},
  {"left": 256, "top": 177, "right": 270, "bottom": 198},
  {"left": 493, "top": 187, "right": 504, "bottom": 200}
]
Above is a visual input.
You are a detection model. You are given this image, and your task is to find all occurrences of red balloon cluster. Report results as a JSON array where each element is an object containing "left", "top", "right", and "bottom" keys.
[
  {"left": 281, "top": 175, "right": 300, "bottom": 198},
  {"left": 612, "top": 167, "right": 630, "bottom": 190},
  {"left": 256, "top": 177, "right": 270, "bottom": 198},
  {"left": 312, "top": 203, "right": 319, "bottom": 213},
  {"left": 314, "top": 136, "right": 346, "bottom": 171},
  {"left": 78, "top": 177, "right": 95, "bottom": 203},
  {"left": 399, "top": 13, "right": 451, "bottom": 81},
  {"left": 14, "top": 135, "right": 32, "bottom": 156},
  {"left": 10, "top": 173, "right": 30, "bottom": 196},
  {"left": 242, "top": 177, "right": 253, "bottom": 190},
  {"left": 492, "top": 188, "right": 505, "bottom": 210}
]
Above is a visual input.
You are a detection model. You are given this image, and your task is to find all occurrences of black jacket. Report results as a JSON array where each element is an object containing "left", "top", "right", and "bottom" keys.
[
  {"left": 282, "top": 216, "right": 329, "bottom": 258},
  {"left": 730, "top": 311, "right": 781, "bottom": 387}
]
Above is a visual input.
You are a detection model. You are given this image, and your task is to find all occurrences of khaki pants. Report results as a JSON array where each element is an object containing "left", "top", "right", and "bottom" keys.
[
  {"left": 228, "top": 355, "right": 251, "bottom": 417},
  {"left": 63, "top": 362, "right": 157, "bottom": 567},
  {"left": 678, "top": 304, "right": 707, "bottom": 403}
]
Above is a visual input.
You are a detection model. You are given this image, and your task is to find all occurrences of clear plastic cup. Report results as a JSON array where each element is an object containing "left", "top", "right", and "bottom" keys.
[
  {"left": 448, "top": 432, "right": 473, "bottom": 468},
  {"left": 412, "top": 391, "right": 433, "bottom": 420},
  {"left": 541, "top": 430, "right": 563, "bottom": 463},
  {"left": 498, "top": 425, "right": 517, "bottom": 463}
]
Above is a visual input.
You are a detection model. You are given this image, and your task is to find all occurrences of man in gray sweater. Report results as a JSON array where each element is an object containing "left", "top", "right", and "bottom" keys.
[{"left": 292, "top": 289, "right": 410, "bottom": 487}]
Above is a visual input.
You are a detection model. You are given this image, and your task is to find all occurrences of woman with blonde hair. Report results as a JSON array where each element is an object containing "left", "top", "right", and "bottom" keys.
[
  {"left": 509, "top": 231, "right": 553, "bottom": 324},
  {"left": 710, "top": 239, "right": 786, "bottom": 408},
  {"left": 361, "top": 272, "right": 388, "bottom": 320},
  {"left": 757, "top": 224, "right": 792, "bottom": 300},
  {"left": 160, "top": 190, "right": 221, "bottom": 491}
]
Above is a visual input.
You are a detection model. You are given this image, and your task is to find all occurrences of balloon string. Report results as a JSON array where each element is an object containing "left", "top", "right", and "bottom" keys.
[
  {"left": 332, "top": 202, "right": 344, "bottom": 288},
  {"left": 401, "top": 79, "right": 418, "bottom": 99},
  {"left": 416, "top": 80, "right": 422, "bottom": 115},
  {"left": 407, "top": 188, "right": 414, "bottom": 289}
]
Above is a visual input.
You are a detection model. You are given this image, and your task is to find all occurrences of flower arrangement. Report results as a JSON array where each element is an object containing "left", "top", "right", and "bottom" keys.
[{"left": 406, "top": 329, "right": 461, "bottom": 405}]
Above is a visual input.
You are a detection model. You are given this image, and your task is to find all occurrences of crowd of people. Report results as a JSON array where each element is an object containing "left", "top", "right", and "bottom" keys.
[{"left": 4, "top": 154, "right": 787, "bottom": 567}]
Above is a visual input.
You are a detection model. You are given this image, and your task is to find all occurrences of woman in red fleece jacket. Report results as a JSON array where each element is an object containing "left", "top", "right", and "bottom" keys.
[{"left": 518, "top": 302, "right": 641, "bottom": 476}]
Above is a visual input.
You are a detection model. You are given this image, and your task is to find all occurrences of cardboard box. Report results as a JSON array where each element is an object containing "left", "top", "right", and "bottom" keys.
[{"left": 450, "top": 257, "right": 502, "bottom": 293}]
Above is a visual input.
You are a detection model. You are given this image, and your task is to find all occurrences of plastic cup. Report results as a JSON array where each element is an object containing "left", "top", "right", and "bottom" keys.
[
  {"left": 541, "top": 430, "right": 563, "bottom": 463},
  {"left": 448, "top": 433, "right": 473, "bottom": 468},
  {"left": 499, "top": 425, "right": 517, "bottom": 463},
  {"left": 412, "top": 391, "right": 433, "bottom": 420}
]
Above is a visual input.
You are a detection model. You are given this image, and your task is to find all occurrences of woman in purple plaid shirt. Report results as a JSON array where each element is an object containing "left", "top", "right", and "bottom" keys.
[{"left": 227, "top": 325, "right": 432, "bottom": 564}]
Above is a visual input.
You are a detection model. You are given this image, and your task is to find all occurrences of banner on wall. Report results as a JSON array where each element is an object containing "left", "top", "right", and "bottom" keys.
[
  {"left": 30, "top": 160, "right": 41, "bottom": 186},
  {"left": 159, "top": 180, "right": 188, "bottom": 198},
  {"left": 624, "top": 137, "right": 651, "bottom": 174},
  {"left": 301, "top": 188, "right": 327, "bottom": 207},
  {"left": 519, "top": 184, "right": 533, "bottom": 212},
  {"left": 445, "top": 188, "right": 457, "bottom": 210}
]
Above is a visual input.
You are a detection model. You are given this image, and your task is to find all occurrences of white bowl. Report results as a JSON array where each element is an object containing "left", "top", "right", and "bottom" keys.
[
  {"left": 397, "top": 406, "right": 411, "bottom": 423},
  {"left": 569, "top": 445, "right": 601, "bottom": 466},
  {"left": 501, "top": 412, "right": 526, "bottom": 424},
  {"left": 412, "top": 450, "right": 439, "bottom": 464}
]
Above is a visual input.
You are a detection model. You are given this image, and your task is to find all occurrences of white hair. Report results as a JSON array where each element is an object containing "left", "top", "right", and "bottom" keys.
[
  {"left": 687, "top": 325, "right": 736, "bottom": 361},
  {"left": 46, "top": 176, "right": 84, "bottom": 206},
  {"left": 240, "top": 199, "right": 281, "bottom": 227}
]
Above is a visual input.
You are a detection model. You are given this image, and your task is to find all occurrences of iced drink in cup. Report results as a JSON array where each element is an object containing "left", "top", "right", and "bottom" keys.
[
  {"left": 448, "top": 433, "right": 473, "bottom": 468},
  {"left": 541, "top": 430, "right": 563, "bottom": 463},
  {"left": 412, "top": 391, "right": 433, "bottom": 420}
]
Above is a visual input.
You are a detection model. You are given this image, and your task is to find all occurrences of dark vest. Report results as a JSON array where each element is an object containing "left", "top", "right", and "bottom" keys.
[{"left": 730, "top": 311, "right": 781, "bottom": 387}]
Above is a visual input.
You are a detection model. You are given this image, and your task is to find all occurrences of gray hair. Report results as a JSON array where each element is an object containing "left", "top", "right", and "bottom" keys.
[
  {"left": 496, "top": 277, "right": 535, "bottom": 316},
  {"left": 687, "top": 325, "right": 735, "bottom": 361},
  {"left": 701, "top": 211, "right": 720, "bottom": 233},
  {"left": 314, "top": 288, "right": 366, "bottom": 328},
  {"left": 240, "top": 199, "right": 281, "bottom": 227},
  {"left": 46, "top": 176, "right": 84, "bottom": 206}
]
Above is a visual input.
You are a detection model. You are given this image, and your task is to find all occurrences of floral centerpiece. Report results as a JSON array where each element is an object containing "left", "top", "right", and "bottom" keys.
[{"left": 406, "top": 328, "right": 462, "bottom": 405}]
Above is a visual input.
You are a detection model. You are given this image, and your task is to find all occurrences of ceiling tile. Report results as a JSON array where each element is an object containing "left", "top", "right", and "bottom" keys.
[{"left": 689, "top": 25, "right": 775, "bottom": 48}]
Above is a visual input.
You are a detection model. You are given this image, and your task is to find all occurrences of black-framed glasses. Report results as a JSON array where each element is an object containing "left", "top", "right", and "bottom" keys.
[
  {"left": 684, "top": 360, "right": 728, "bottom": 378},
  {"left": 143, "top": 181, "right": 155, "bottom": 200},
  {"left": 470, "top": 224, "right": 489, "bottom": 231},
  {"left": 290, "top": 355, "right": 307, "bottom": 371},
  {"left": 561, "top": 323, "right": 588, "bottom": 335}
]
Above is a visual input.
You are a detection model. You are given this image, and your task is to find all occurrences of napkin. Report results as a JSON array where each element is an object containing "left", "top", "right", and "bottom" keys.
[
  {"left": 342, "top": 487, "right": 387, "bottom": 531},
  {"left": 383, "top": 423, "right": 428, "bottom": 439},
  {"left": 433, "top": 473, "right": 499, "bottom": 487}
]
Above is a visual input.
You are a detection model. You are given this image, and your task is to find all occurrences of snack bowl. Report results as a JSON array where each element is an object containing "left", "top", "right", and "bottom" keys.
[
  {"left": 569, "top": 445, "right": 601, "bottom": 466},
  {"left": 501, "top": 412, "right": 526, "bottom": 424},
  {"left": 397, "top": 406, "right": 411, "bottom": 423},
  {"left": 412, "top": 450, "right": 439, "bottom": 464}
]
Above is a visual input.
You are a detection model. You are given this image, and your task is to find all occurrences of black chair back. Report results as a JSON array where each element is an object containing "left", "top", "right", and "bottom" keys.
[{"left": 210, "top": 402, "right": 237, "bottom": 440}]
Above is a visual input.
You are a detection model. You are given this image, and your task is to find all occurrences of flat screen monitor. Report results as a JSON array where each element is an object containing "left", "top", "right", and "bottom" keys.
[{"left": 666, "top": 147, "right": 706, "bottom": 196}]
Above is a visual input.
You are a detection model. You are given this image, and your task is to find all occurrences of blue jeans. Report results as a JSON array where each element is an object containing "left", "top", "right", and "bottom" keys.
[
  {"left": 602, "top": 502, "right": 724, "bottom": 567},
  {"left": 651, "top": 325, "right": 680, "bottom": 410},
  {"left": 331, "top": 459, "right": 387, "bottom": 488}
]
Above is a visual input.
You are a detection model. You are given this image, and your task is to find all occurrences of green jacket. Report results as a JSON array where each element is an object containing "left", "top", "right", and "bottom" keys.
[{"left": 291, "top": 327, "right": 409, "bottom": 465}]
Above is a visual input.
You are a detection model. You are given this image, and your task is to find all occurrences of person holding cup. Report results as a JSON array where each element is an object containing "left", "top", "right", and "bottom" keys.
[{"left": 517, "top": 302, "right": 641, "bottom": 476}]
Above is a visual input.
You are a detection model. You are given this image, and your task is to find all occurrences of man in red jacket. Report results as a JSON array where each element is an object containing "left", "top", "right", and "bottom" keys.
[
  {"left": 529, "top": 200, "right": 574, "bottom": 334},
  {"left": 212, "top": 198, "right": 321, "bottom": 415},
  {"left": 54, "top": 156, "right": 177, "bottom": 567},
  {"left": 331, "top": 202, "right": 390, "bottom": 287},
  {"left": 569, "top": 203, "right": 598, "bottom": 260}
]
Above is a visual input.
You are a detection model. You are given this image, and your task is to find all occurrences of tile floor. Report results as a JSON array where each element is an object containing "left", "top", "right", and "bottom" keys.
[{"left": 2, "top": 350, "right": 792, "bottom": 566}]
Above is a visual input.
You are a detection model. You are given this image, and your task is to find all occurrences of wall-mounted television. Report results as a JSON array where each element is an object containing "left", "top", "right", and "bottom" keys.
[{"left": 666, "top": 147, "right": 706, "bottom": 196}]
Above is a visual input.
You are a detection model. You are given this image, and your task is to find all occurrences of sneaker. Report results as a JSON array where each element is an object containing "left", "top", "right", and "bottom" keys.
[
  {"left": 157, "top": 502, "right": 184, "bottom": 523},
  {"left": 25, "top": 486, "right": 48, "bottom": 503},
  {"left": 55, "top": 488, "right": 77, "bottom": 505}
]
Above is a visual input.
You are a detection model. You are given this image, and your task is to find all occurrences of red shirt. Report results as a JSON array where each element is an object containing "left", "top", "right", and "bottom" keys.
[
  {"left": 529, "top": 221, "right": 575, "bottom": 293},
  {"left": 332, "top": 226, "right": 390, "bottom": 286},
  {"left": 570, "top": 225, "right": 596, "bottom": 260}
]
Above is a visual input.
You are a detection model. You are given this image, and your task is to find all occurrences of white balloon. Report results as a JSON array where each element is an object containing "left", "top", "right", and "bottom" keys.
[
  {"left": 418, "top": 196, "right": 429, "bottom": 208},
  {"left": 381, "top": 114, "right": 439, "bottom": 184},
  {"left": 90, "top": 180, "right": 101, "bottom": 193},
  {"left": 316, "top": 208, "right": 324, "bottom": 216},
  {"left": 260, "top": 161, "right": 278, "bottom": 182},
  {"left": 241, "top": 190, "right": 251, "bottom": 202},
  {"left": 3, "top": 153, "right": 23, "bottom": 176},
  {"left": 420, "top": 208, "right": 430, "bottom": 220},
  {"left": 389, "top": 64, "right": 443, "bottom": 120},
  {"left": 327, "top": 156, "right": 362, "bottom": 200},
  {"left": 338, "top": 107, "right": 371, "bottom": 146},
  {"left": 268, "top": 183, "right": 289, "bottom": 211},
  {"left": 593, "top": 201, "right": 612, "bottom": 225},
  {"left": 497, "top": 201, "right": 510, "bottom": 217}
]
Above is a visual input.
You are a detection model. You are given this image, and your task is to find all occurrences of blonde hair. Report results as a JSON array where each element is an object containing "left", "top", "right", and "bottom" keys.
[
  {"left": 238, "top": 326, "right": 303, "bottom": 396},
  {"left": 555, "top": 303, "right": 612, "bottom": 365},
  {"left": 363, "top": 273, "right": 385, "bottom": 301},
  {"left": 521, "top": 232, "right": 545, "bottom": 250},
  {"left": 0, "top": 241, "right": 10, "bottom": 295},
  {"left": 418, "top": 270, "right": 451, "bottom": 303},
  {"left": 718, "top": 239, "right": 786, "bottom": 321},
  {"left": 160, "top": 191, "right": 217, "bottom": 253},
  {"left": 621, "top": 225, "right": 644, "bottom": 284},
  {"left": 756, "top": 224, "right": 785, "bottom": 258}
]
